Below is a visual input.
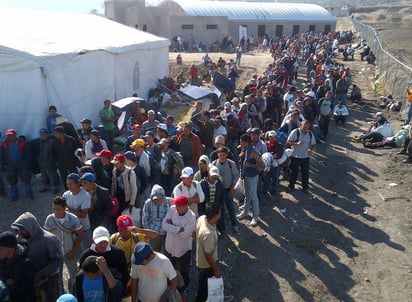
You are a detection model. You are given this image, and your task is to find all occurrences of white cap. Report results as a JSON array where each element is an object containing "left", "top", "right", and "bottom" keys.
[
  {"left": 209, "top": 166, "right": 220, "bottom": 177},
  {"left": 306, "top": 91, "right": 316, "bottom": 98},
  {"left": 93, "top": 226, "right": 110, "bottom": 244},
  {"left": 180, "top": 167, "right": 194, "bottom": 178}
]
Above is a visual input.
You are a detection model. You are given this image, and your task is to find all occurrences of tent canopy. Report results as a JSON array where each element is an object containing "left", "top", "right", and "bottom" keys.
[{"left": 0, "top": 9, "right": 170, "bottom": 139}]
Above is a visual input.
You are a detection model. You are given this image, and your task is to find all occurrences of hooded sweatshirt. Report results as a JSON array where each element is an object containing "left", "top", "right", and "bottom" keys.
[
  {"left": 11, "top": 212, "right": 63, "bottom": 278},
  {"left": 194, "top": 155, "right": 210, "bottom": 181}
]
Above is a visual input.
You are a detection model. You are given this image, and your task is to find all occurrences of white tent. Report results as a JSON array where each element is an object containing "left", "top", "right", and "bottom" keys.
[{"left": 0, "top": 9, "right": 170, "bottom": 139}]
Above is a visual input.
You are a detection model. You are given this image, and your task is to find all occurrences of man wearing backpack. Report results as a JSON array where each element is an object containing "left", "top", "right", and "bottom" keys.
[
  {"left": 110, "top": 215, "right": 158, "bottom": 296},
  {"left": 158, "top": 138, "right": 184, "bottom": 196},
  {"left": 286, "top": 120, "right": 316, "bottom": 195}
]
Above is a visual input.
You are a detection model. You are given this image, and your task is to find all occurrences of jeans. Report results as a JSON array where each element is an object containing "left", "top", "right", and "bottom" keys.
[
  {"left": 262, "top": 167, "right": 280, "bottom": 196},
  {"left": 226, "top": 138, "right": 239, "bottom": 164},
  {"left": 40, "top": 167, "right": 60, "bottom": 190},
  {"left": 289, "top": 157, "right": 310, "bottom": 190},
  {"left": 334, "top": 93, "right": 347, "bottom": 107},
  {"left": 102, "top": 129, "right": 115, "bottom": 150},
  {"left": 244, "top": 175, "right": 260, "bottom": 219},
  {"left": 195, "top": 267, "right": 214, "bottom": 302},
  {"left": 318, "top": 115, "right": 331, "bottom": 137},
  {"left": 170, "top": 250, "right": 191, "bottom": 291},
  {"left": 223, "top": 189, "right": 239, "bottom": 227},
  {"left": 6, "top": 163, "right": 33, "bottom": 199},
  {"left": 405, "top": 103, "right": 412, "bottom": 125},
  {"left": 80, "top": 229, "right": 92, "bottom": 254}
]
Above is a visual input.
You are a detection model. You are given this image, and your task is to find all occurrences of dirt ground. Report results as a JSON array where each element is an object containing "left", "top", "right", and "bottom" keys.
[{"left": 1, "top": 18, "right": 411, "bottom": 301}]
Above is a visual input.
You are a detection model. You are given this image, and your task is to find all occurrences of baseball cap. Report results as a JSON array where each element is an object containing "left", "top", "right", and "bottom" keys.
[
  {"left": 214, "top": 135, "right": 225, "bottom": 145},
  {"left": 0, "top": 231, "right": 17, "bottom": 248},
  {"left": 57, "top": 294, "right": 78, "bottom": 302},
  {"left": 209, "top": 166, "right": 220, "bottom": 177},
  {"left": 143, "top": 131, "right": 155, "bottom": 138},
  {"left": 158, "top": 138, "right": 169, "bottom": 145},
  {"left": 39, "top": 128, "right": 48, "bottom": 135},
  {"left": 5, "top": 129, "right": 16, "bottom": 136},
  {"left": 92, "top": 226, "right": 110, "bottom": 244},
  {"left": 79, "top": 118, "right": 91, "bottom": 125},
  {"left": 80, "top": 172, "right": 96, "bottom": 182},
  {"left": 67, "top": 173, "right": 81, "bottom": 183},
  {"left": 132, "top": 242, "right": 153, "bottom": 265},
  {"left": 224, "top": 102, "right": 231, "bottom": 109},
  {"left": 306, "top": 91, "right": 316, "bottom": 98},
  {"left": 250, "top": 128, "right": 260, "bottom": 135},
  {"left": 147, "top": 110, "right": 155, "bottom": 115},
  {"left": 180, "top": 167, "right": 194, "bottom": 178},
  {"left": 90, "top": 129, "right": 100, "bottom": 137},
  {"left": 231, "top": 97, "right": 240, "bottom": 103},
  {"left": 157, "top": 123, "right": 168, "bottom": 131},
  {"left": 268, "top": 130, "right": 278, "bottom": 138},
  {"left": 132, "top": 123, "right": 142, "bottom": 130},
  {"left": 171, "top": 195, "right": 189, "bottom": 207},
  {"left": 130, "top": 139, "right": 145, "bottom": 149},
  {"left": 124, "top": 151, "right": 137, "bottom": 161},
  {"left": 111, "top": 153, "right": 126, "bottom": 164},
  {"left": 96, "top": 149, "right": 112, "bottom": 158},
  {"left": 151, "top": 184, "right": 165, "bottom": 200},
  {"left": 116, "top": 215, "right": 133, "bottom": 232}
]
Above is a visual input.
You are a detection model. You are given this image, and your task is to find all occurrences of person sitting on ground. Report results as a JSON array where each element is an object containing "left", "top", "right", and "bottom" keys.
[
  {"left": 365, "top": 51, "right": 376, "bottom": 64},
  {"left": 74, "top": 255, "right": 123, "bottom": 301},
  {"left": 397, "top": 123, "right": 412, "bottom": 163},
  {"left": 349, "top": 84, "right": 362, "bottom": 103},
  {"left": 333, "top": 101, "right": 349, "bottom": 125},
  {"left": 356, "top": 113, "right": 393, "bottom": 144}
]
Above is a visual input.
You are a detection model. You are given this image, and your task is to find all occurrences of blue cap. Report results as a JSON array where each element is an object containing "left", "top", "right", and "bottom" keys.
[
  {"left": 57, "top": 294, "right": 78, "bottom": 302},
  {"left": 80, "top": 172, "right": 96, "bottom": 182},
  {"left": 132, "top": 242, "right": 153, "bottom": 265},
  {"left": 67, "top": 173, "right": 81, "bottom": 184},
  {"left": 143, "top": 131, "right": 155, "bottom": 138},
  {"left": 124, "top": 151, "right": 137, "bottom": 162},
  {"left": 39, "top": 128, "right": 48, "bottom": 134}
]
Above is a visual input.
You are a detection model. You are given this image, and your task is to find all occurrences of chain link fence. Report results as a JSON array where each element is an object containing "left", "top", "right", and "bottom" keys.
[{"left": 351, "top": 17, "right": 412, "bottom": 104}]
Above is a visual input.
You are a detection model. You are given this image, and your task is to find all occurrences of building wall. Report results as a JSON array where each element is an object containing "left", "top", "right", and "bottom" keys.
[{"left": 106, "top": 0, "right": 336, "bottom": 45}]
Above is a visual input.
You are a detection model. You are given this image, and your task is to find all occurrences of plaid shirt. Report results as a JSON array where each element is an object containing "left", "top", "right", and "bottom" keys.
[{"left": 142, "top": 197, "right": 171, "bottom": 235}]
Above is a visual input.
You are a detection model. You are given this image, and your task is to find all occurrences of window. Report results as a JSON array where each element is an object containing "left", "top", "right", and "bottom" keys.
[
  {"left": 133, "top": 61, "right": 140, "bottom": 91},
  {"left": 292, "top": 25, "right": 300, "bottom": 35},
  {"left": 181, "top": 24, "right": 194, "bottom": 30},
  {"left": 206, "top": 24, "right": 218, "bottom": 30},
  {"left": 324, "top": 25, "right": 331, "bottom": 34},
  {"left": 135, "top": 24, "right": 138, "bottom": 29},
  {"left": 143, "top": 24, "right": 147, "bottom": 32},
  {"left": 309, "top": 25, "right": 316, "bottom": 32},
  {"left": 275, "top": 25, "right": 283, "bottom": 37}
]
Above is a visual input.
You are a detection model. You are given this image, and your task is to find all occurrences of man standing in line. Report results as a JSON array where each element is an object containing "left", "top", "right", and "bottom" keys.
[
  {"left": 195, "top": 202, "right": 233, "bottom": 302},
  {"left": 286, "top": 120, "right": 316, "bottom": 194},
  {"left": 237, "top": 134, "right": 265, "bottom": 226},
  {"left": 99, "top": 99, "right": 116, "bottom": 150}
]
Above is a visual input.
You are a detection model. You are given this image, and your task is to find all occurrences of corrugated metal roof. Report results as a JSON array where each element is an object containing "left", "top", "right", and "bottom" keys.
[{"left": 164, "top": 0, "right": 336, "bottom": 22}]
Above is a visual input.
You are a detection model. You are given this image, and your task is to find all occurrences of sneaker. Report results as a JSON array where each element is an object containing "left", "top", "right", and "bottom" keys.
[
  {"left": 397, "top": 150, "right": 407, "bottom": 155},
  {"left": 403, "top": 157, "right": 412, "bottom": 164},
  {"left": 233, "top": 225, "right": 240, "bottom": 235},
  {"left": 224, "top": 295, "right": 234, "bottom": 302},
  {"left": 236, "top": 211, "right": 248, "bottom": 219},
  {"left": 250, "top": 217, "right": 259, "bottom": 226}
]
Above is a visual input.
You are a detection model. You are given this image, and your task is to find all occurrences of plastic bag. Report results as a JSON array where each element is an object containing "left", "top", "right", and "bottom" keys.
[
  {"left": 121, "top": 207, "right": 141, "bottom": 227},
  {"left": 233, "top": 178, "right": 245, "bottom": 201},
  {"left": 207, "top": 277, "right": 224, "bottom": 302}
]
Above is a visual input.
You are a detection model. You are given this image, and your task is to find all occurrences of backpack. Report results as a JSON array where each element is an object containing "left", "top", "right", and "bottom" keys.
[
  {"left": 145, "top": 150, "right": 161, "bottom": 184},
  {"left": 111, "top": 232, "right": 140, "bottom": 245}
]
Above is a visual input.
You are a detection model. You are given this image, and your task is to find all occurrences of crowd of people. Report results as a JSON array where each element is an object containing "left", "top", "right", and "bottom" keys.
[{"left": 1, "top": 29, "right": 411, "bottom": 302}]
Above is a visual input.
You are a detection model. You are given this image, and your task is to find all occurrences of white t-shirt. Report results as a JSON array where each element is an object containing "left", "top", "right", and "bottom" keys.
[
  {"left": 130, "top": 253, "right": 177, "bottom": 302},
  {"left": 63, "top": 189, "right": 91, "bottom": 230}
]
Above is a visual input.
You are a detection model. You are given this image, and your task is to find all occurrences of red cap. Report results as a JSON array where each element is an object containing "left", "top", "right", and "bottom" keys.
[
  {"left": 111, "top": 153, "right": 126, "bottom": 164},
  {"left": 116, "top": 215, "right": 133, "bottom": 232},
  {"left": 171, "top": 195, "right": 189, "bottom": 207},
  {"left": 5, "top": 129, "right": 16, "bottom": 136},
  {"left": 96, "top": 149, "right": 112, "bottom": 158},
  {"left": 132, "top": 123, "right": 142, "bottom": 130}
]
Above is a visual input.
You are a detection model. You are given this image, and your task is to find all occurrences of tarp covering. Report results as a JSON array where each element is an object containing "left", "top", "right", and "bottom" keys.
[
  {"left": 0, "top": 9, "right": 170, "bottom": 139},
  {"left": 179, "top": 86, "right": 221, "bottom": 100}
]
